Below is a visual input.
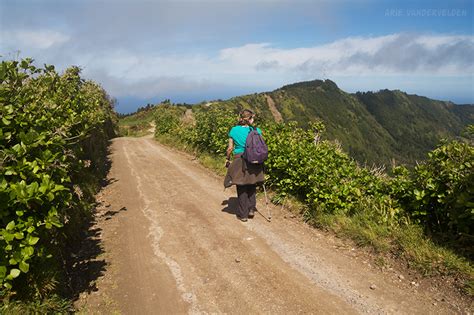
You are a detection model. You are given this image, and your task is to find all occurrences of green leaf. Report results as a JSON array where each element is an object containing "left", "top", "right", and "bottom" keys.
[
  {"left": 10, "top": 268, "right": 20, "bottom": 278},
  {"left": 0, "top": 62, "right": 6, "bottom": 81},
  {"left": 4, "top": 233, "right": 15, "bottom": 242},
  {"left": 14, "top": 232, "right": 24, "bottom": 240},
  {"left": 2, "top": 117, "right": 10, "bottom": 125},
  {"left": 0, "top": 266, "right": 6, "bottom": 279},
  {"left": 19, "top": 261, "right": 29, "bottom": 273},
  {"left": 20, "top": 59, "right": 30, "bottom": 69},
  {"left": 23, "top": 246, "right": 34, "bottom": 257},
  {"left": 6, "top": 221, "right": 15, "bottom": 230},
  {"left": 52, "top": 184, "right": 66, "bottom": 192},
  {"left": 39, "top": 184, "right": 47, "bottom": 194},
  {"left": 51, "top": 219, "right": 63, "bottom": 228},
  {"left": 27, "top": 182, "right": 39, "bottom": 195},
  {"left": 28, "top": 236, "right": 39, "bottom": 245}
]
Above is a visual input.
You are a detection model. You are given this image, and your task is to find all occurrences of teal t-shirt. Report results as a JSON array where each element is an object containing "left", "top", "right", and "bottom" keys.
[{"left": 229, "top": 125, "right": 262, "bottom": 155}]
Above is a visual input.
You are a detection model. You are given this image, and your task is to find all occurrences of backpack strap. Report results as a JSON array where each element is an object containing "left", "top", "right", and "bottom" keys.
[{"left": 247, "top": 126, "right": 254, "bottom": 137}]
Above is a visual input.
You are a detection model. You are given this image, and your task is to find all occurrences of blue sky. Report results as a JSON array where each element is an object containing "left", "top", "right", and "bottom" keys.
[{"left": 1, "top": 0, "right": 473, "bottom": 113}]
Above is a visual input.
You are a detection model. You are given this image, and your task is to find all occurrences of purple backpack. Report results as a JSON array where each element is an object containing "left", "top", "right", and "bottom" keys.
[{"left": 243, "top": 127, "right": 268, "bottom": 164}]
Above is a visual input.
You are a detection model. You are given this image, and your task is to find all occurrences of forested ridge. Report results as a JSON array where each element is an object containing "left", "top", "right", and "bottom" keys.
[{"left": 195, "top": 79, "right": 473, "bottom": 167}]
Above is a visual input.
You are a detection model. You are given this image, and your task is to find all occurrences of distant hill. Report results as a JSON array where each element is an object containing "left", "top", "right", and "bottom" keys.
[
  {"left": 355, "top": 89, "right": 472, "bottom": 165},
  {"left": 199, "top": 79, "right": 473, "bottom": 167}
]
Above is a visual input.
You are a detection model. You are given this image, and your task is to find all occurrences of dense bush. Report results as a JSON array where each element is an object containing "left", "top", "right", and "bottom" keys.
[
  {"left": 263, "top": 122, "right": 402, "bottom": 221},
  {"left": 0, "top": 59, "right": 116, "bottom": 295},
  {"left": 390, "top": 139, "right": 473, "bottom": 240},
  {"left": 154, "top": 105, "right": 184, "bottom": 136},
  {"left": 189, "top": 107, "right": 236, "bottom": 154}
]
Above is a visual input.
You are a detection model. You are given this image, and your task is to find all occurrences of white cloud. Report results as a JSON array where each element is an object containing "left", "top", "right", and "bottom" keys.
[
  {"left": 1, "top": 30, "right": 70, "bottom": 50},
  {"left": 219, "top": 34, "right": 474, "bottom": 76},
  {"left": 74, "top": 33, "right": 473, "bottom": 101},
  {"left": 2, "top": 29, "right": 472, "bottom": 107}
]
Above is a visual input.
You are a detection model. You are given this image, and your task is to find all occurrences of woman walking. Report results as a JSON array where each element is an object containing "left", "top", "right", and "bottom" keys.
[{"left": 224, "top": 109, "right": 265, "bottom": 222}]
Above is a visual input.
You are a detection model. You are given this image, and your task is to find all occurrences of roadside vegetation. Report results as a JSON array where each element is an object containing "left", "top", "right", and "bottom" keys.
[
  {"left": 118, "top": 103, "right": 158, "bottom": 137},
  {"left": 152, "top": 104, "right": 473, "bottom": 295},
  {"left": 0, "top": 59, "right": 117, "bottom": 312}
]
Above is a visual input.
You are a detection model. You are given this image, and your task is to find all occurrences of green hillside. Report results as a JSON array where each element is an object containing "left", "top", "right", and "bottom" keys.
[
  {"left": 355, "top": 90, "right": 471, "bottom": 164},
  {"left": 203, "top": 79, "right": 472, "bottom": 167},
  {"left": 269, "top": 80, "right": 397, "bottom": 165}
]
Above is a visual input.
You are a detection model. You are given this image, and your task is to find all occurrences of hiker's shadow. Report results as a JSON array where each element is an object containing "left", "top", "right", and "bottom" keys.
[{"left": 221, "top": 197, "right": 238, "bottom": 215}]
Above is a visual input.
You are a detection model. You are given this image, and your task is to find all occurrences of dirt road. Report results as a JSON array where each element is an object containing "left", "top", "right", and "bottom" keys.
[{"left": 76, "top": 136, "right": 464, "bottom": 314}]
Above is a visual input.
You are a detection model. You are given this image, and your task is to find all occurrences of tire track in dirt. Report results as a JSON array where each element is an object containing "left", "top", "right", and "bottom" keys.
[{"left": 123, "top": 143, "right": 201, "bottom": 313}]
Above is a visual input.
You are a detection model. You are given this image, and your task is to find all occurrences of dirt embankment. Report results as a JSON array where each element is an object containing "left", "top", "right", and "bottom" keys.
[
  {"left": 75, "top": 136, "right": 471, "bottom": 314},
  {"left": 265, "top": 94, "right": 283, "bottom": 123}
]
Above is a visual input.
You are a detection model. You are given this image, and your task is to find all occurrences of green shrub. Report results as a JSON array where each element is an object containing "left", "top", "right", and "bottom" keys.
[
  {"left": 154, "top": 105, "right": 185, "bottom": 136},
  {"left": 390, "top": 137, "right": 473, "bottom": 242},
  {"left": 0, "top": 59, "right": 116, "bottom": 295}
]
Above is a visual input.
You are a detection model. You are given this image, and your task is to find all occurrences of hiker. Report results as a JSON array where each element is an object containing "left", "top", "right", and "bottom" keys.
[{"left": 224, "top": 109, "right": 265, "bottom": 222}]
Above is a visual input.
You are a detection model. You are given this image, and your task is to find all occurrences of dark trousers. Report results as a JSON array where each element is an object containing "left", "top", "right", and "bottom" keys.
[{"left": 236, "top": 185, "right": 256, "bottom": 218}]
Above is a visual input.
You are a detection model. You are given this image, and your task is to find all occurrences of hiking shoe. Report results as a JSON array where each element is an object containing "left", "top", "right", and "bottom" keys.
[
  {"left": 237, "top": 216, "right": 248, "bottom": 222},
  {"left": 248, "top": 209, "right": 255, "bottom": 218}
]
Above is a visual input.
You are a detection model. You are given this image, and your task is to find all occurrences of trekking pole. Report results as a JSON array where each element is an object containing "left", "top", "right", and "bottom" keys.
[
  {"left": 263, "top": 183, "right": 272, "bottom": 220},
  {"left": 257, "top": 204, "right": 271, "bottom": 222},
  {"left": 257, "top": 183, "right": 271, "bottom": 222}
]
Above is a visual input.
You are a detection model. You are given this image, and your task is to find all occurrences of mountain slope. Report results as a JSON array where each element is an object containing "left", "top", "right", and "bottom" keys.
[
  {"left": 205, "top": 79, "right": 472, "bottom": 166},
  {"left": 355, "top": 90, "right": 470, "bottom": 164},
  {"left": 269, "top": 80, "right": 398, "bottom": 165}
]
